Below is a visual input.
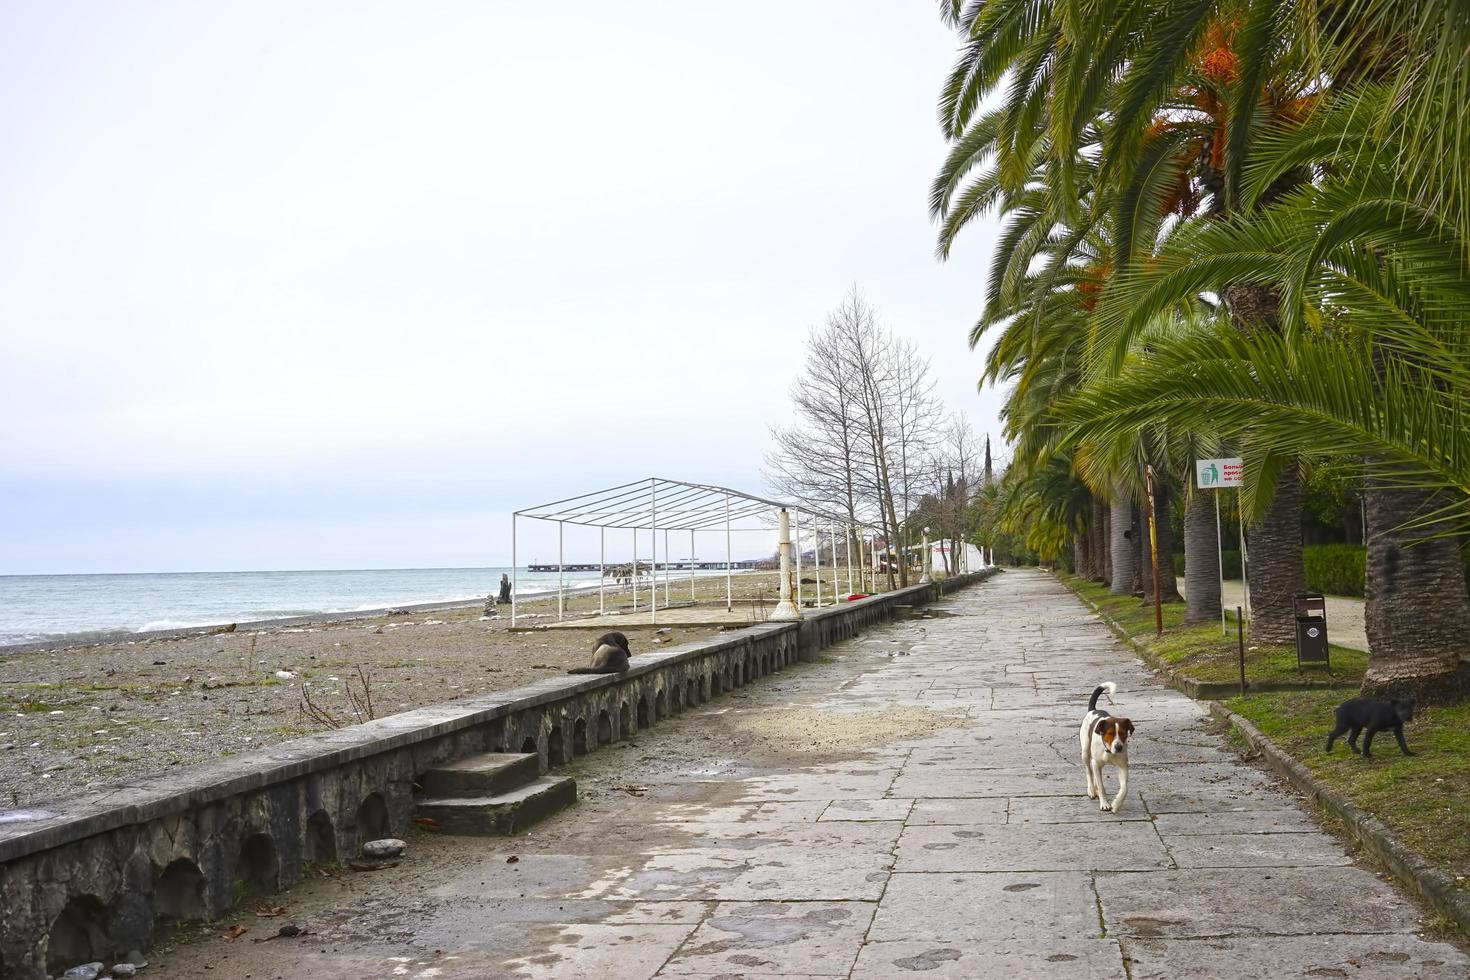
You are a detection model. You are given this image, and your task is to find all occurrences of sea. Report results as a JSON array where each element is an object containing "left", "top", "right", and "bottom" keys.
[{"left": 0, "top": 566, "right": 713, "bottom": 649}]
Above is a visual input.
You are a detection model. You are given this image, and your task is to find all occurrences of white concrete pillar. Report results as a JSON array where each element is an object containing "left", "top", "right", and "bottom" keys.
[{"left": 770, "top": 508, "right": 801, "bottom": 621}]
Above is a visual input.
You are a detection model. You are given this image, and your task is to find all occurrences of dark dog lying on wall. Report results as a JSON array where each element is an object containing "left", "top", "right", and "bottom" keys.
[{"left": 568, "top": 631, "right": 631, "bottom": 675}]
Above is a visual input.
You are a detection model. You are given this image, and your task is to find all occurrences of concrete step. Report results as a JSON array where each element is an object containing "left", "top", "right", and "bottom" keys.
[
  {"left": 420, "top": 752, "right": 541, "bottom": 799},
  {"left": 417, "top": 776, "right": 577, "bottom": 836}
]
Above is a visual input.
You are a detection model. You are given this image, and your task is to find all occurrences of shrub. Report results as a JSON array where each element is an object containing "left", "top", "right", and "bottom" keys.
[
  {"left": 1303, "top": 544, "right": 1367, "bottom": 597},
  {"left": 1172, "top": 550, "right": 1242, "bottom": 580}
]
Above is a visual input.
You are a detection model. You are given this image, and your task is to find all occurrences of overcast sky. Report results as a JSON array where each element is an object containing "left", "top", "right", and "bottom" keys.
[{"left": 0, "top": 1, "right": 1005, "bottom": 575}]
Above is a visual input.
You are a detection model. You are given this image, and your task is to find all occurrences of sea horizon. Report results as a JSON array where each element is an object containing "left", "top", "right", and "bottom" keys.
[{"left": 0, "top": 564, "right": 750, "bottom": 649}]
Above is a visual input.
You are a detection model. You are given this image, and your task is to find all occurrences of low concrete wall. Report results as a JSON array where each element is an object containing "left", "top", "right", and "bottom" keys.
[{"left": 0, "top": 571, "right": 992, "bottom": 978}]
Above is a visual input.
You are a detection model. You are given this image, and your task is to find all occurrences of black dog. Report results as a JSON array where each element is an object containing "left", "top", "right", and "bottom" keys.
[
  {"left": 1325, "top": 696, "right": 1416, "bottom": 758},
  {"left": 568, "top": 632, "right": 631, "bottom": 675}
]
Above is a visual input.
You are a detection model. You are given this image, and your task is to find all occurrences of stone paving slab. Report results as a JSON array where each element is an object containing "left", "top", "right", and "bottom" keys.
[
  {"left": 850, "top": 939, "right": 1125, "bottom": 979},
  {"left": 1148, "top": 808, "right": 1318, "bottom": 835},
  {"left": 658, "top": 901, "right": 873, "bottom": 975},
  {"left": 1123, "top": 934, "right": 1469, "bottom": 979},
  {"left": 894, "top": 822, "right": 1173, "bottom": 872},
  {"left": 146, "top": 569, "right": 1470, "bottom": 979},
  {"left": 1161, "top": 828, "right": 1353, "bottom": 868},
  {"left": 1094, "top": 867, "right": 1422, "bottom": 937},
  {"left": 868, "top": 871, "right": 1099, "bottom": 941},
  {"left": 905, "top": 796, "right": 1009, "bottom": 825}
]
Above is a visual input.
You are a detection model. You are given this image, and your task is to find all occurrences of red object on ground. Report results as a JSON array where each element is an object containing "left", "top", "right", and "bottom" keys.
[{"left": 846, "top": 593, "right": 871, "bottom": 601}]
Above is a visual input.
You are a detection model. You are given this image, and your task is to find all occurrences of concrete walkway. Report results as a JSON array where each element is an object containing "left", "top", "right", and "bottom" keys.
[
  {"left": 1177, "top": 576, "right": 1370, "bottom": 651},
  {"left": 156, "top": 570, "right": 1464, "bottom": 979}
]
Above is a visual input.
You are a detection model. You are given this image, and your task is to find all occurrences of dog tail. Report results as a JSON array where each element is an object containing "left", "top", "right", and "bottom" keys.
[{"left": 1088, "top": 682, "right": 1117, "bottom": 711}]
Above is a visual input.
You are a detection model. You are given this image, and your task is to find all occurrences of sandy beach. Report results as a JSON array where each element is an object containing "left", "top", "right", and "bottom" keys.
[{"left": 0, "top": 571, "right": 815, "bottom": 809}]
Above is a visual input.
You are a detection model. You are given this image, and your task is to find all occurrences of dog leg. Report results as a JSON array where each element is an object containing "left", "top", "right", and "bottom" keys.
[
  {"left": 1110, "top": 766, "right": 1128, "bottom": 814},
  {"left": 1082, "top": 749, "right": 1097, "bottom": 799},
  {"left": 1093, "top": 761, "right": 1111, "bottom": 811}
]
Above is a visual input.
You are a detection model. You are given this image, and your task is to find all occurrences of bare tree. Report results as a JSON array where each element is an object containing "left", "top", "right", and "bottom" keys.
[{"left": 767, "top": 288, "right": 955, "bottom": 591}]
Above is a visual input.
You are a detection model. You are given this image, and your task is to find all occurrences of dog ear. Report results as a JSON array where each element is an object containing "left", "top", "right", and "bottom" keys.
[{"left": 1124, "top": 719, "right": 1135, "bottom": 735}]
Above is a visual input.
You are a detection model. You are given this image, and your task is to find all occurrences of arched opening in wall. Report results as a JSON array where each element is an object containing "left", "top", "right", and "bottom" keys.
[
  {"left": 154, "top": 858, "right": 206, "bottom": 922},
  {"left": 521, "top": 735, "right": 539, "bottom": 756},
  {"left": 699, "top": 674, "right": 710, "bottom": 701},
  {"left": 656, "top": 688, "right": 668, "bottom": 718},
  {"left": 761, "top": 653, "right": 769, "bottom": 676},
  {"left": 547, "top": 727, "right": 566, "bottom": 765},
  {"left": 636, "top": 696, "right": 650, "bottom": 728},
  {"left": 305, "top": 811, "right": 337, "bottom": 865},
  {"left": 598, "top": 710, "right": 613, "bottom": 746},
  {"left": 731, "top": 662, "right": 742, "bottom": 688},
  {"left": 573, "top": 718, "right": 589, "bottom": 755},
  {"left": 355, "top": 793, "right": 390, "bottom": 848},
  {"left": 236, "top": 832, "right": 279, "bottom": 897},
  {"left": 711, "top": 671, "right": 723, "bottom": 697},
  {"left": 46, "top": 894, "right": 113, "bottom": 975}
]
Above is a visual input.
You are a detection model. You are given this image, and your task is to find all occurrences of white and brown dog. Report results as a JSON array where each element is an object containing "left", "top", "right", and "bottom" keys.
[{"left": 1079, "top": 681, "right": 1135, "bottom": 813}]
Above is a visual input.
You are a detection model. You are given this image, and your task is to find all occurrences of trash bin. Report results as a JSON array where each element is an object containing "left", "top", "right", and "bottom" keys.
[{"left": 1294, "top": 593, "right": 1330, "bottom": 667}]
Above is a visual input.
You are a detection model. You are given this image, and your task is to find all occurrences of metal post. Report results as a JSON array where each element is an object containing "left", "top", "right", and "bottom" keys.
[
  {"left": 813, "top": 513, "right": 823, "bottom": 608},
  {"left": 920, "top": 529, "right": 932, "bottom": 585},
  {"left": 599, "top": 525, "right": 605, "bottom": 617},
  {"left": 846, "top": 526, "right": 854, "bottom": 597},
  {"left": 632, "top": 527, "right": 639, "bottom": 612},
  {"left": 690, "top": 529, "right": 696, "bottom": 603},
  {"left": 795, "top": 510, "right": 803, "bottom": 609},
  {"left": 1238, "top": 487, "right": 1250, "bottom": 622},
  {"left": 770, "top": 508, "right": 800, "bottom": 620},
  {"left": 724, "top": 493, "right": 733, "bottom": 612},
  {"left": 511, "top": 514, "right": 518, "bottom": 626},
  {"left": 831, "top": 522, "right": 840, "bottom": 605},
  {"left": 1146, "top": 466, "right": 1163, "bottom": 637},
  {"left": 1215, "top": 491, "right": 1226, "bottom": 635},
  {"left": 856, "top": 531, "right": 866, "bottom": 593},
  {"left": 1237, "top": 606, "right": 1247, "bottom": 696},
  {"left": 664, "top": 528, "right": 671, "bottom": 605},
  {"left": 557, "top": 520, "right": 565, "bottom": 622},
  {"left": 651, "top": 479, "right": 658, "bottom": 625}
]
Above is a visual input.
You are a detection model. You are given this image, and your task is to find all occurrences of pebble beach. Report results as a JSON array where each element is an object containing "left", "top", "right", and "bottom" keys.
[{"left": 0, "top": 572, "right": 788, "bottom": 808}]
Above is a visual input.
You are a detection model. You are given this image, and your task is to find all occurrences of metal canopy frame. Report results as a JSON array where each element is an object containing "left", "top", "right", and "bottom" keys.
[{"left": 511, "top": 477, "right": 864, "bottom": 626}]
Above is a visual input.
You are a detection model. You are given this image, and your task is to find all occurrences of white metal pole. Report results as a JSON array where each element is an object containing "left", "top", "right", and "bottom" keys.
[
  {"left": 599, "top": 525, "right": 606, "bottom": 617},
  {"left": 813, "top": 513, "right": 823, "bottom": 608},
  {"left": 664, "top": 528, "right": 671, "bottom": 605},
  {"left": 1215, "top": 491, "right": 1226, "bottom": 635},
  {"left": 511, "top": 514, "right": 518, "bottom": 626},
  {"left": 557, "top": 520, "right": 565, "bottom": 621},
  {"left": 690, "top": 528, "right": 696, "bottom": 603},
  {"left": 856, "top": 531, "right": 866, "bottom": 593},
  {"left": 795, "top": 510, "right": 803, "bottom": 609},
  {"left": 724, "top": 493, "right": 733, "bottom": 612},
  {"left": 830, "top": 522, "right": 839, "bottom": 605},
  {"left": 846, "top": 526, "right": 854, "bottom": 596},
  {"left": 651, "top": 479, "right": 658, "bottom": 625},
  {"left": 632, "top": 527, "right": 639, "bottom": 611}
]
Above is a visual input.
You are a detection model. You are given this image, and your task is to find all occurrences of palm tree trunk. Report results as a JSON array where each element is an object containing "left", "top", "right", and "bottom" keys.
[
  {"left": 1246, "top": 464, "right": 1308, "bottom": 645},
  {"left": 1149, "top": 482, "right": 1183, "bottom": 603},
  {"left": 1132, "top": 502, "right": 1147, "bottom": 596},
  {"left": 1076, "top": 495, "right": 1098, "bottom": 579},
  {"left": 1183, "top": 489, "right": 1223, "bottom": 624},
  {"left": 1222, "top": 282, "right": 1308, "bottom": 644},
  {"left": 1109, "top": 494, "right": 1137, "bottom": 595},
  {"left": 1098, "top": 501, "right": 1112, "bottom": 585},
  {"left": 1360, "top": 484, "right": 1470, "bottom": 703}
]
